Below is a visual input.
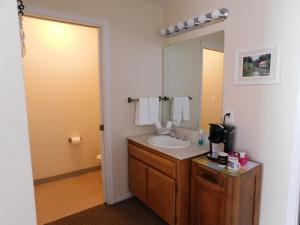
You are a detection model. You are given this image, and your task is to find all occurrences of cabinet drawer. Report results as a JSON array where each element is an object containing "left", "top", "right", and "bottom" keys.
[
  {"left": 193, "top": 163, "right": 226, "bottom": 191},
  {"left": 128, "top": 144, "right": 176, "bottom": 179}
]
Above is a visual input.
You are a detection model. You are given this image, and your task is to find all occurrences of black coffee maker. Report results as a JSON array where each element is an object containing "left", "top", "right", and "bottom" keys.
[{"left": 208, "top": 113, "right": 236, "bottom": 160}]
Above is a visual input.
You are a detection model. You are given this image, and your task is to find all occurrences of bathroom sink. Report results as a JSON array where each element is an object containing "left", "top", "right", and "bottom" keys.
[{"left": 148, "top": 136, "right": 191, "bottom": 149}]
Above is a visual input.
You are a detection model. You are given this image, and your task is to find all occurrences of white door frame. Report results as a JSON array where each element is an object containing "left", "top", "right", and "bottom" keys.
[
  {"left": 24, "top": 5, "right": 114, "bottom": 204},
  {"left": 285, "top": 65, "right": 300, "bottom": 225}
]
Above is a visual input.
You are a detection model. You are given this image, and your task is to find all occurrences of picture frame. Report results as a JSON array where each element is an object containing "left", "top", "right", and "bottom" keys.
[{"left": 234, "top": 47, "right": 281, "bottom": 85}]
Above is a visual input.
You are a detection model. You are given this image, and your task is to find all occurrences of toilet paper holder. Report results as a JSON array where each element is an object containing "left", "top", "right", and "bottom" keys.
[{"left": 68, "top": 136, "right": 83, "bottom": 144}]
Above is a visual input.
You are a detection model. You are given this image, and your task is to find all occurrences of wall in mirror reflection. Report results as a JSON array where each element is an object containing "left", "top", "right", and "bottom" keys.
[{"left": 163, "top": 31, "right": 224, "bottom": 132}]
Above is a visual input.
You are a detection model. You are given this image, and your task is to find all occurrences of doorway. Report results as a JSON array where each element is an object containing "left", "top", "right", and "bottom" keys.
[
  {"left": 200, "top": 48, "right": 224, "bottom": 131},
  {"left": 22, "top": 16, "right": 105, "bottom": 225}
]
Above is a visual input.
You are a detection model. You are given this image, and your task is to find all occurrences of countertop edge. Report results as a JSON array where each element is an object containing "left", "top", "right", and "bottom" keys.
[{"left": 127, "top": 134, "right": 209, "bottom": 161}]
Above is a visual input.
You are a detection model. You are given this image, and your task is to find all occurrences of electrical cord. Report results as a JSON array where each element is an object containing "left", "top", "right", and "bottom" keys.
[{"left": 17, "top": 0, "right": 26, "bottom": 57}]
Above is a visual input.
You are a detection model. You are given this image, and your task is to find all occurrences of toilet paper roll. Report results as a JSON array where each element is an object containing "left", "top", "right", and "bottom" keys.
[{"left": 68, "top": 136, "right": 82, "bottom": 145}]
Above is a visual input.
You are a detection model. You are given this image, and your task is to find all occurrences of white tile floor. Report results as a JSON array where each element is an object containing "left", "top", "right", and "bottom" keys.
[{"left": 34, "top": 171, "right": 104, "bottom": 225}]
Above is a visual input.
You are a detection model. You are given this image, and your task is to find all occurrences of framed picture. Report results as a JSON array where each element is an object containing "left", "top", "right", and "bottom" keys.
[{"left": 234, "top": 47, "right": 281, "bottom": 85}]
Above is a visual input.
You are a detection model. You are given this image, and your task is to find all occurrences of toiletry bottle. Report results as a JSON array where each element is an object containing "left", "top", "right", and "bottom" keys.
[{"left": 198, "top": 129, "right": 205, "bottom": 145}]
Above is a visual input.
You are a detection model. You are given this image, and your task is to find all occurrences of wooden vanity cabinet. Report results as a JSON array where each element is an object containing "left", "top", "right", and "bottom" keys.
[
  {"left": 148, "top": 167, "right": 176, "bottom": 224},
  {"left": 128, "top": 140, "right": 193, "bottom": 225},
  {"left": 128, "top": 156, "right": 148, "bottom": 203},
  {"left": 191, "top": 156, "right": 262, "bottom": 225}
]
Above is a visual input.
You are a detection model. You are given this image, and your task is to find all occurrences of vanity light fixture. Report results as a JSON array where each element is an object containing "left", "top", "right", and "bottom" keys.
[
  {"left": 176, "top": 22, "right": 185, "bottom": 31},
  {"left": 197, "top": 15, "right": 207, "bottom": 24},
  {"left": 211, "top": 9, "right": 222, "bottom": 20},
  {"left": 160, "top": 8, "right": 229, "bottom": 37},
  {"left": 167, "top": 25, "right": 176, "bottom": 34},
  {"left": 187, "top": 18, "right": 195, "bottom": 28}
]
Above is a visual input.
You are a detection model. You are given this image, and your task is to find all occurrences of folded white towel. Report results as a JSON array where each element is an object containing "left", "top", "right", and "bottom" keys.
[
  {"left": 172, "top": 97, "right": 183, "bottom": 125},
  {"left": 135, "top": 97, "right": 160, "bottom": 126},
  {"left": 135, "top": 98, "right": 150, "bottom": 126},
  {"left": 148, "top": 97, "right": 159, "bottom": 124},
  {"left": 182, "top": 97, "right": 190, "bottom": 121},
  {"left": 172, "top": 97, "right": 190, "bottom": 125}
]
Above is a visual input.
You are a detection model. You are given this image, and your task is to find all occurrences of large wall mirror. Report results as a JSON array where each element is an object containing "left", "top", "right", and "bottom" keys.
[{"left": 163, "top": 31, "right": 224, "bottom": 132}]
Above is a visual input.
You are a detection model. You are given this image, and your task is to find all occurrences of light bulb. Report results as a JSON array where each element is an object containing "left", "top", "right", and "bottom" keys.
[
  {"left": 167, "top": 25, "right": 175, "bottom": 33},
  {"left": 177, "top": 22, "right": 184, "bottom": 30},
  {"left": 211, "top": 10, "right": 221, "bottom": 19},
  {"left": 197, "top": 15, "right": 207, "bottom": 24},
  {"left": 160, "top": 28, "right": 167, "bottom": 36},
  {"left": 187, "top": 18, "right": 195, "bottom": 27}
]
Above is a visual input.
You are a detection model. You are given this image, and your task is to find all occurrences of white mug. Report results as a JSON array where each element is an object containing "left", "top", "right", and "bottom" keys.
[{"left": 227, "top": 156, "right": 241, "bottom": 171}]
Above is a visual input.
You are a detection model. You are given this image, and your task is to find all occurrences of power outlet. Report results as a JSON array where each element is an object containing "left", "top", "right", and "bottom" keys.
[{"left": 224, "top": 110, "right": 235, "bottom": 124}]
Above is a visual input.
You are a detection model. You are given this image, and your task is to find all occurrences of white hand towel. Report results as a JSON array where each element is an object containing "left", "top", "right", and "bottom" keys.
[
  {"left": 148, "top": 97, "right": 159, "bottom": 124},
  {"left": 172, "top": 97, "right": 183, "bottom": 125},
  {"left": 182, "top": 97, "right": 190, "bottom": 121},
  {"left": 135, "top": 98, "right": 150, "bottom": 126}
]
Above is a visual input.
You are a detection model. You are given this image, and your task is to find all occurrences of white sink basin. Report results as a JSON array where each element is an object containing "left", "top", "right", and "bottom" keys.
[{"left": 148, "top": 136, "right": 191, "bottom": 149}]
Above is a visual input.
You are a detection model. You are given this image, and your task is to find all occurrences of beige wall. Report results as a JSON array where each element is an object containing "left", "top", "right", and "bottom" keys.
[
  {"left": 23, "top": 17, "right": 101, "bottom": 180},
  {"left": 0, "top": 1, "right": 37, "bottom": 224},
  {"left": 201, "top": 49, "right": 224, "bottom": 131},
  {"left": 23, "top": 0, "right": 164, "bottom": 199},
  {"left": 164, "top": 0, "right": 300, "bottom": 225},
  {"left": 1, "top": 1, "right": 300, "bottom": 225}
]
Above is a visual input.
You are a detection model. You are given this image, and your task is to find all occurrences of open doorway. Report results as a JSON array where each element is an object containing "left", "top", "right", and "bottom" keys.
[
  {"left": 22, "top": 16, "right": 105, "bottom": 225},
  {"left": 200, "top": 48, "right": 224, "bottom": 131}
]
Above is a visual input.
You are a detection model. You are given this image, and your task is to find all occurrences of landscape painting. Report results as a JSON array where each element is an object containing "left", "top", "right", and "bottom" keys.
[
  {"left": 242, "top": 53, "right": 271, "bottom": 77},
  {"left": 235, "top": 47, "right": 280, "bottom": 85}
]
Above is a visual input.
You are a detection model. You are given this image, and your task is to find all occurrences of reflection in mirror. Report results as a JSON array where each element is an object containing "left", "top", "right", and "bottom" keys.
[{"left": 163, "top": 31, "right": 224, "bottom": 132}]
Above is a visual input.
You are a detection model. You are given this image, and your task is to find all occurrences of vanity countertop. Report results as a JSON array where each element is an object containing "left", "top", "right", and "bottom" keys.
[
  {"left": 127, "top": 134, "right": 209, "bottom": 160},
  {"left": 193, "top": 155, "right": 261, "bottom": 176}
]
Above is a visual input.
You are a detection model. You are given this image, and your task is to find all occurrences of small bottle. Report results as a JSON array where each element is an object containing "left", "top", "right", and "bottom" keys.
[{"left": 198, "top": 128, "right": 205, "bottom": 145}]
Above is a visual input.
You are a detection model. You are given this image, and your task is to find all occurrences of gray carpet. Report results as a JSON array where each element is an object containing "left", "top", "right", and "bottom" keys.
[{"left": 45, "top": 197, "right": 168, "bottom": 225}]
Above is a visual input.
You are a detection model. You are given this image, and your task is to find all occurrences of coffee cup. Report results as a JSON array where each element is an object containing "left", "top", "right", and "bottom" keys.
[
  {"left": 218, "top": 152, "right": 228, "bottom": 168},
  {"left": 227, "top": 156, "right": 241, "bottom": 171}
]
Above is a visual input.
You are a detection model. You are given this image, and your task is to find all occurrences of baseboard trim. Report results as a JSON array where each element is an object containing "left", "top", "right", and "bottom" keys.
[
  {"left": 34, "top": 165, "right": 101, "bottom": 185},
  {"left": 112, "top": 192, "right": 134, "bottom": 204}
]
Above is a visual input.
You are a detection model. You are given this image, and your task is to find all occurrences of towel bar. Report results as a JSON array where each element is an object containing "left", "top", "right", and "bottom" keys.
[
  {"left": 128, "top": 97, "right": 163, "bottom": 103},
  {"left": 127, "top": 96, "right": 192, "bottom": 103},
  {"left": 165, "top": 96, "right": 193, "bottom": 101}
]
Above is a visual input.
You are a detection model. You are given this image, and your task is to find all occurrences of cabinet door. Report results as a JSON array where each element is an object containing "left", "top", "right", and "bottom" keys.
[
  {"left": 128, "top": 156, "right": 148, "bottom": 203},
  {"left": 192, "top": 181, "right": 226, "bottom": 225},
  {"left": 148, "top": 167, "right": 176, "bottom": 225}
]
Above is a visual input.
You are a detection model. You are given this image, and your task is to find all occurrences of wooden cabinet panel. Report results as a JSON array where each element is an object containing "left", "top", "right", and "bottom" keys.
[
  {"left": 148, "top": 167, "right": 176, "bottom": 225},
  {"left": 128, "top": 156, "right": 148, "bottom": 203},
  {"left": 191, "top": 157, "right": 262, "bottom": 225},
  {"left": 128, "top": 144, "right": 176, "bottom": 178},
  {"left": 192, "top": 181, "right": 225, "bottom": 225},
  {"left": 128, "top": 141, "right": 194, "bottom": 225}
]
